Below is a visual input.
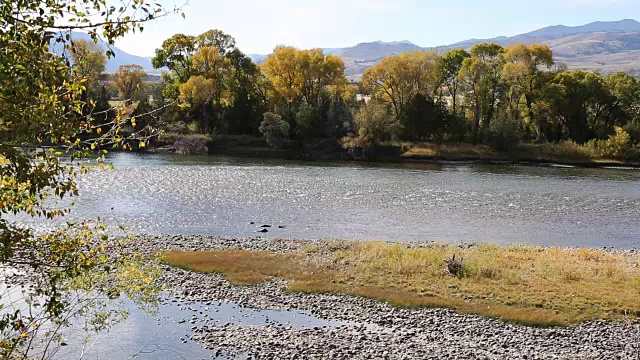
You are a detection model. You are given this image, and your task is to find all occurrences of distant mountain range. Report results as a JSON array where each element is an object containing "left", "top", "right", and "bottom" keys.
[
  {"left": 249, "top": 19, "right": 640, "bottom": 80},
  {"left": 50, "top": 32, "right": 155, "bottom": 74},
  {"left": 64, "top": 19, "right": 640, "bottom": 80}
]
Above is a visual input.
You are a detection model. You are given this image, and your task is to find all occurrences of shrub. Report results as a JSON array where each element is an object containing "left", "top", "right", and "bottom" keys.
[
  {"left": 585, "top": 127, "right": 633, "bottom": 159},
  {"left": 259, "top": 112, "right": 290, "bottom": 148},
  {"left": 295, "top": 103, "right": 321, "bottom": 139},
  {"left": 342, "top": 100, "right": 399, "bottom": 148},
  {"left": 445, "top": 254, "right": 468, "bottom": 278}
]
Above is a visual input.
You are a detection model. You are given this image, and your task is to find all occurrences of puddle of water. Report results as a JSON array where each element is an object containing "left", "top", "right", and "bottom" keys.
[
  {"left": 174, "top": 299, "right": 347, "bottom": 330},
  {"left": 50, "top": 297, "right": 345, "bottom": 359}
]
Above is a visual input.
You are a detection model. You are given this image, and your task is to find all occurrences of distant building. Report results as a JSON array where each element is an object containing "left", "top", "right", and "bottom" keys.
[{"left": 356, "top": 94, "right": 371, "bottom": 104}]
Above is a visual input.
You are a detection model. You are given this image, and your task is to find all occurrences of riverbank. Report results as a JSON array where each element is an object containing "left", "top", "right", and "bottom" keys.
[
  {"left": 133, "top": 235, "right": 640, "bottom": 359},
  {"left": 149, "top": 134, "right": 640, "bottom": 169}
]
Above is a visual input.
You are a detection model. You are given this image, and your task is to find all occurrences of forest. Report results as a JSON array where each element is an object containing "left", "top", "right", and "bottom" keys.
[{"left": 79, "top": 29, "right": 640, "bottom": 161}]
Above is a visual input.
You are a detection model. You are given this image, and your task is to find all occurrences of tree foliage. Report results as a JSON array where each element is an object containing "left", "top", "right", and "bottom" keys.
[
  {"left": 0, "top": 0, "right": 180, "bottom": 357},
  {"left": 111, "top": 64, "right": 147, "bottom": 104}
]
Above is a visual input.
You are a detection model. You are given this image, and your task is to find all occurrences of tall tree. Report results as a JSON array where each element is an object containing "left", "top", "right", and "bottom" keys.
[
  {"left": 70, "top": 39, "right": 107, "bottom": 91},
  {"left": 262, "top": 46, "right": 347, "bottom": 135},
  {"left": 439, "top": 49, "right": 470, "bottom": 116},
  {"left": 153, "top": 34, "right": 197, "bottom": 82},
  {"left": 502, "top": 44, "right": 553, "bottom": 141},
  {"left": 458, "top": 57, "right": 485, "bottom": 142},
  {"left": 111, "top": 64, "right": 147, "bottom": 104},
  {"left": 362, "top": 51, "right": 440, "bottom": 122},
  {"left": 472, "top": 43, "right": 505, "bottom": 139}
]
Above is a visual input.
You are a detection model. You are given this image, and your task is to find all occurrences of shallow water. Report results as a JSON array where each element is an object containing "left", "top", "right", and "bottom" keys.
[
  {"left": 15, "top": 152, "right": 640, "bottom": 248},
  {"left": 52, "top": 298, "right": 345, "bottom": 360}
]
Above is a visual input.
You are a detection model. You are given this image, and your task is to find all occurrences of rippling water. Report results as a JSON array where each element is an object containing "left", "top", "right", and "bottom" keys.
[{"left": 15, "top": 153, "right": 640, "bottom": 248}]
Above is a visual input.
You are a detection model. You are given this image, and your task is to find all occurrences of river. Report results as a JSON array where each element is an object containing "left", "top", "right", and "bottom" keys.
[{"left": 20, "top": 152, "right": 640, "bottom": 248}]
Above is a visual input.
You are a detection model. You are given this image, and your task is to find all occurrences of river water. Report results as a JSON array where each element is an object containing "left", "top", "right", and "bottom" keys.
[{"left": 21, "top": 152, "right": 640, "bottom": 248}]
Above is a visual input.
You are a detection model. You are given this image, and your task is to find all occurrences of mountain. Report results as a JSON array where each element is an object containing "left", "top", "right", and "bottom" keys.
[
  {"left": 249, "top": 19, "right": 640, "bottom": 80},
  {"left": 50, "top": 32, "right": 154, "bottom": 74},
  {"left": 426, "top": 19, "right": 640, "bottom": 79}
]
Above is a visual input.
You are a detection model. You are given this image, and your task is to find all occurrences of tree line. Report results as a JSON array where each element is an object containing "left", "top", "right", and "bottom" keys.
[{"left": 74, "top": 29, "right": 640, "bottom": 157}]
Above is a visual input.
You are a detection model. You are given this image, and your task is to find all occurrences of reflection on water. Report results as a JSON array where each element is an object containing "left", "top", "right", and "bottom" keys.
[
  {"left": 54, "top": 298, "right": 345, "bottom": 360},
  {"left": 13, "top": 153, "right": 640, "bottom": 248}
]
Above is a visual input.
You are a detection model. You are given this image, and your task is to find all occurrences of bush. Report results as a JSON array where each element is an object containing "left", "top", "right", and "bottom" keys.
[
  {"left": 259, "top": 112, "right": 290, "bottom": 148},
  {"left": 342, "top": 101, "right": 399, "bottom": 148},
  {"left": 624, "top": 120, "right": 640, "bottom": 144},
  {"left": 295, "top": 103, "right": 321, "bottom": 139},
  {"left": 585, "top": 127, "right": 633, "bottom": 159}
]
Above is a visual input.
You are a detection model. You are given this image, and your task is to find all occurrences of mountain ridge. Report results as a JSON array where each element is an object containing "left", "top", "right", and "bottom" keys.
[
  {"left": 248, "top": 19, "right": 640, "bottom": 79},
  {"left": 67, "top": 19, "right": 640, "bottom": 79}
]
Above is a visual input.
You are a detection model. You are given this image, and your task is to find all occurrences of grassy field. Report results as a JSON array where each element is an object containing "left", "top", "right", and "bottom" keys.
[{"left": 163, "top": 241, "right": 640, "bottom": 327}]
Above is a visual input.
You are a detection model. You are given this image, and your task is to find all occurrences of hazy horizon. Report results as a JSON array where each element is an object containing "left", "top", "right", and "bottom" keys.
[{"left": 114, "top": 0, "right": 640, "bottom": 57}]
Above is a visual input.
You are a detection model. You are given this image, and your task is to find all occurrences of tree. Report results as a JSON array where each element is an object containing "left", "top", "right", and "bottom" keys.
[
  {"left": 70, "top": 39, "right": 107, "bottom": 91},
  {"left": 0, "top": 0, "right": 176, "bottom": 358},
  {"left": 112, "top": 64, "right": 147, "bottom": 104},
  {"left": 603, "top": 72, "right": 640, "bottom": 133},
  {"left": 179, "top": 75, "right": 217, "bottom": 133},
  {"left": 262, "top": 46, "right": 300, "bottom": 109},
  {"left": 153, "top": 34, "right": 197, "bottom": 82},
  {"left": 472, "top": 43, "right": 505, "bottom": 140},
  {"left": 197, "top": 29, "right": 237, "bottom": 56},
  {"left": 439, "top": 49, "right": 470, "bottom": 116},
  {"left": 262, "top": 47, "right": 348, "bottom": 136},
  {"left": 459, "top": 57, "right": 485, "bottom": 142},
  {"left": 346, "top": 101, "right": 399, "bottom": 148},
  {"left": 362, "top": 51, "right": 440, "bottom": 123},
  {"left": 259, "top": 112, "right": 290, "bottom": 147},
  {"left": 502, "top": 44, "right": 553, "bottom": 141},
  {"left": 405, "top": 94, "right": 450, "bottom": 142}
]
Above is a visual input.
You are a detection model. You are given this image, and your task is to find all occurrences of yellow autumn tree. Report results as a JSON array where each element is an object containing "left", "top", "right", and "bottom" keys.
[{"left": 362, "top": 50, "right": 440, "bottom": 121}]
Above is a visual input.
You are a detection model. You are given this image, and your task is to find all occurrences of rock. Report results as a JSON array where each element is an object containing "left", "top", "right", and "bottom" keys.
[{"left": 129, "top": 235, "right": 640, "bottom": 360}]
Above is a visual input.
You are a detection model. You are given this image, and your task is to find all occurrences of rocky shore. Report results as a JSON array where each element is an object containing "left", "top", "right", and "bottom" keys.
[{"left": 138, "top": 235, "right": 640, "bottom": 360}]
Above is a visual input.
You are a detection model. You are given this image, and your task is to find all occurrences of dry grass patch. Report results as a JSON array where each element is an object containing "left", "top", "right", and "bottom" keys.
[
  {"left": 403, "top": 143, "right": 498, "bottom": 160},
  {"left": 162, "top": 242, "right": 640, "bottom": 327},
  {"left": 163, "top": 250, "right": 329, "bottom": 285}
]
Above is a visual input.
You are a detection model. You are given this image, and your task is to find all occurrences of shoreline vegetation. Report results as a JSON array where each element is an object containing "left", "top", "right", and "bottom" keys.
[
  {"left": 147, "top": 133, "right": 640, "bottom": 169},
  {"left": 161, "top": 239, "right": 640, "bottom": 328}
]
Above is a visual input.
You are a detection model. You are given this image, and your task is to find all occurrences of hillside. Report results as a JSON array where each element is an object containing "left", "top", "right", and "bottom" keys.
[
  {"left": 250, "top": 19, "right": 640, "bottom": 80},
  {"left": 343, "top": 19, "right": 640, "bottom": 79},
  {"left": 50, "top": 32, "right": 155, "bottom": 74},
  {"left": 81, "top": 19, "right": 640, "bottom": 79}
]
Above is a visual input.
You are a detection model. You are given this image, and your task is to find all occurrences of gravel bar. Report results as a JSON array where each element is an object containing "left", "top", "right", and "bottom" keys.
[{"left": 135, "top": 235, "right": 640, "bottom": 360}]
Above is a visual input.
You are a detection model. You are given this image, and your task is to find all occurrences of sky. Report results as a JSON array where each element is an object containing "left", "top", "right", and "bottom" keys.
[{"left": 115, "top": 0, "right": 640, "bottom": 57}]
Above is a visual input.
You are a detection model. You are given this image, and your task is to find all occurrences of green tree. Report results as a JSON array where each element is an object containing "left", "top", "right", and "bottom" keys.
[
  {"left": 70, "top": 39, "right": 107, "bottom": 93},
  {"left": 502, "top": 44, "right": 554, "bottom": 141},
  {"left": 0, "top": 0, "right": 177, "bottom": 358},
  {"left": 439, "top": 49, "right": 470, "bottom": 116},
  {"left": 346, "top": 101, "right": 399, "bottom": 148},
  {"left": 153, "top": 34, "right": 197, "bottom": 82},
  {"left": 259, "top": 112, "right": 290, "bottom": 147}
]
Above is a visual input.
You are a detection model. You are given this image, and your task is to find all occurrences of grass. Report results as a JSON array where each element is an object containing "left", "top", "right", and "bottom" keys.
[
  {"left": 162, "top": 241, "right": 640, "bottom": 327},
  {"left": 402, "top": 143, "right": 498, "bottom": 160},
  {"left": 401, "top": 141, "right": 639, "bottom": 164}
]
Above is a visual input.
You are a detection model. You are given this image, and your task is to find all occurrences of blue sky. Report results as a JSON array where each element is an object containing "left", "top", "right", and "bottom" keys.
[{"left": 116, "top": 0, "right": 640, "bottom": 56}]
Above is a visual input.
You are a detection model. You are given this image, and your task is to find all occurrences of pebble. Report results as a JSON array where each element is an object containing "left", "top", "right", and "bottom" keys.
[{"left": 130, "top": 235, "right": 640, "bottom": 360}]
